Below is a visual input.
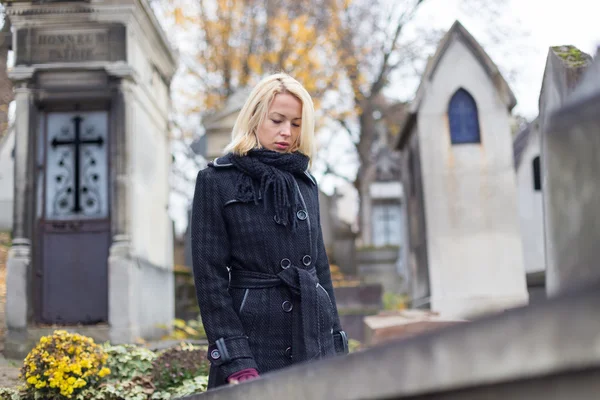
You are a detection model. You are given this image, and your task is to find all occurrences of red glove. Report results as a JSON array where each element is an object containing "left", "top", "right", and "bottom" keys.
[{"left": 227, "top": 368, "right": 259, "bottom": 384}]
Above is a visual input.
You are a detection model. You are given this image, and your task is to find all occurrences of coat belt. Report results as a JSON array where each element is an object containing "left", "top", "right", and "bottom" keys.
[{"left": 229, "top": 267, "right": 322, "bottom": 362}]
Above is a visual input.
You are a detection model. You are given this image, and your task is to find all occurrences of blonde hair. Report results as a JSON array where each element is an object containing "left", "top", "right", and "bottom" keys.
[{"left": 224, "top": 73, "right": 316, "bottom": 160}]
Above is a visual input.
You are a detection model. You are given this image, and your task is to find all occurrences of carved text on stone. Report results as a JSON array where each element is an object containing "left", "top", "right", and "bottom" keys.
[{"left": 35, "top": 32, "right": 108, "bottom": 62}]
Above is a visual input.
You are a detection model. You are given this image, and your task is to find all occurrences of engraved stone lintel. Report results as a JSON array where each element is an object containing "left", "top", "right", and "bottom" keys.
[{"left": 15, "top": 24, "right": 126, "bottom": 66}]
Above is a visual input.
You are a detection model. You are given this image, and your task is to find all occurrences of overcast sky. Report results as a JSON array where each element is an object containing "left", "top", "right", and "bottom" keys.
[{"left": 405, "top": 0, "right": 599, "bottom": 119}]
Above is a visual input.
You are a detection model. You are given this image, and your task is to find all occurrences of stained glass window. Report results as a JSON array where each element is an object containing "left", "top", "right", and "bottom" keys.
[{"left": 448, "top": 89, "right": 481, "bottom": 144}]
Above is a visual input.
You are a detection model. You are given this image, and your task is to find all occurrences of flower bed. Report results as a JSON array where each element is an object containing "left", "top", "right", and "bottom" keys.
[{"left": 0, "top": 330, "right": 209, "bottom": 400}]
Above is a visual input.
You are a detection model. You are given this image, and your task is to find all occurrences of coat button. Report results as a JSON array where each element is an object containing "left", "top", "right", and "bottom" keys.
[
  {"left": 274, "top": 215, "right": 281, "bottom": 224},
  {"left": 282, "top": 301, "right": 293, "bottom": 312},
  {"left": 280, "top": 258, "right": 291, "bottom": 269},
  {"left": 210, "top": 349, "right": 221, "bottom": 360},
  {"left": 302, "top": 255, "right": 312, "bottom": 266},
  {"left": 296, "top": 210, "right": 308, "bottom": 220},
  {"left": 285, "top": 346, "right": 292, "bottom": 359}
]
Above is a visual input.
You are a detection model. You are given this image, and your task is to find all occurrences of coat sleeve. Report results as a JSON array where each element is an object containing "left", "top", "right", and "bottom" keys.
[{"left": 191, "top": 169, "right": 258, "bottom": 377}]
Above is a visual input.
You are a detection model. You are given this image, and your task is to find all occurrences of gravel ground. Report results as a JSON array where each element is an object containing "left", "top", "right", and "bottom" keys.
[{"left": 0, "top": 355, "right": 20, "bottom": 389}]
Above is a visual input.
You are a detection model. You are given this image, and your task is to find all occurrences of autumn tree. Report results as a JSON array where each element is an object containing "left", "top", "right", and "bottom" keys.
[{"left": 164, "top": 0, "right": 341, "bottom": 118}]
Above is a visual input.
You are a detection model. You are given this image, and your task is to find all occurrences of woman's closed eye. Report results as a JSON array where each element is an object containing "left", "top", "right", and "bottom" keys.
[{"left": 272, "top": 119, "right": 300, "bottom": 128}]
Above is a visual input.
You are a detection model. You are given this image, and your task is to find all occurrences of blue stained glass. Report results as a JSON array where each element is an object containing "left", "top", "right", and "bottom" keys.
[{"left": 448, "top": 89, "right": 481, "bottom": 144}]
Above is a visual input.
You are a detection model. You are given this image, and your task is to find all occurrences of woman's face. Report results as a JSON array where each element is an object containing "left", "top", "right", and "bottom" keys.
[{"left": 256, "top": 92, "right": 302, "bottom": 153}]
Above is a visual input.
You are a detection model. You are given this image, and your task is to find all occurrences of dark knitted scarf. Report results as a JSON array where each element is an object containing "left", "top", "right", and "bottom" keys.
[{"left": 230, "top": 149, "right": 310, "bottom": 229}]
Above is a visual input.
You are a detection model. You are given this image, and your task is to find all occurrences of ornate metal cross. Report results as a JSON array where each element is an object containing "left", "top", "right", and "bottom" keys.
[{"left": 51, "top": 115, "right": 104, "bottom": 213}]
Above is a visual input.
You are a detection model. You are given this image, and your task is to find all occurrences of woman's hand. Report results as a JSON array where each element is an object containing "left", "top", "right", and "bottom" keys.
[{"left": 227, "top": 368, "right": 260, "bottom": 384}]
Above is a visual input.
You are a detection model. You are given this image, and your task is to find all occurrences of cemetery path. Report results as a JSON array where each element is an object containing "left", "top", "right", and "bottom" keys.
[{"left": 0, "top": 354, "right": 20, "bottom": 389}]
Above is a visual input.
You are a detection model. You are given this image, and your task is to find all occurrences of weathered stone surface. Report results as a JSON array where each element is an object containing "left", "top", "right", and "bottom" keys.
[
  {"left": 357, "top": 248, "right": 402, "bottom": 294},
  {"left": 15, "top": 24, "right": 126, "bottom": 65},
  {"left": 334, "top": 284, "right": 382, "bottom": 311},
  {"left": 5, "top": 239, "right": 29, "bottom": 332},
  {"left": 364, "top": 310, "right": 466, "bottom": 346},
  {"left": 334, "top": 284, "right": 383, "bottom": 342},
  {"left": 540, "top": 47, "right": 599, "bottom": 296}
]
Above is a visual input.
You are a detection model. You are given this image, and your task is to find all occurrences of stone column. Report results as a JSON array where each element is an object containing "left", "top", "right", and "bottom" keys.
[
  {"left": 108, "top": 80, "right": 139, "bottom": 344},
  {"left": 4, "top": 85, "right": 34, "bottom": 357},
  {"left": 11, "top": 85, "right": 33, "bottom": 239}
]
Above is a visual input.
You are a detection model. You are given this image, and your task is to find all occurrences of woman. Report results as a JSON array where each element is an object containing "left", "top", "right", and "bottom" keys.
[{"left": 191, "top": 73, "right": 348, "bottom": 389}]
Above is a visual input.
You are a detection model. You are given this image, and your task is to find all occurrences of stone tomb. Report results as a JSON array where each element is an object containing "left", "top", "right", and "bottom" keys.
[
  {"left": 537, "top": 46, "right": 596, "bottom": 296},
  {"left": 4, "top": 0, "right": 177, "bottom": 358}
]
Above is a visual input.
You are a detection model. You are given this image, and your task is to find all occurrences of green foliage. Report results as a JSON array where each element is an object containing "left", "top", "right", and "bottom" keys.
[
  {"left": 0, "top": 387, "right": 21, "bottom": 400},
  {"left": 150, "top": 376, "right": 208, "bottom": 400},
  {"left": 348, "top": 339, "right": 362, "bottom": 353},
  {"left": 102, "top": 345, "right": 157, "bottom": 381},
  {"left": 356, "top": 245, "right": 400, "bottom": 252},
  {"left": 151, "top": 344, "right": 209, "bottom": 391},
  {"left": 382, "top": 292, "right": 408, "bottom": 311},
  {"left": 71, "top": 344, "right": 208, "bottom": 400},
  {"left": 75, "top": 376, "right": 155, "bottom": 400},
  {"left": 552, "top": 45, "right": 590, "bottom": 67}
]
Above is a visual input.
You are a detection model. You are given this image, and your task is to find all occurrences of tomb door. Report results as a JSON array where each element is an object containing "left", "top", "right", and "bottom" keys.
[{"left": 38, "top": 111, "right": 110, "bottom": 324}]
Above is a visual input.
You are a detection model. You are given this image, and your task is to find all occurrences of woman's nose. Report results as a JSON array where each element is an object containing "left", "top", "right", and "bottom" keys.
[{"left": 280, "top": 122, "right": 291, "bottom": 137}]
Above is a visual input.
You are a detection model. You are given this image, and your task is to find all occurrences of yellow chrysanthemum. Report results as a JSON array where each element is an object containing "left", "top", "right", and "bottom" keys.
[
  {"left": 21, "top": 330, "right": 110, "bottom": 398},
  {"left": 98, "top": 367, "right": 110, "bottom": 378}
]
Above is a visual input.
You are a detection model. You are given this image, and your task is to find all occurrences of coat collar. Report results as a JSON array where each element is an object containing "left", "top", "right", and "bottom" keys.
[
  {"left": 210, "top": 154, "right": 234, "bottom": 168},
  {"left": 210, "top": 153, "right": 316, "bottom": 186}
]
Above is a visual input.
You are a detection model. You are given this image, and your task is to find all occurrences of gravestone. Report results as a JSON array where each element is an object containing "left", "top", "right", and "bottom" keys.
[
  {"left": 4, "top": 0, "right": 177, "bottom": 358},
  {"left": 538, "top": 46, "right": 595, "bottom": 296},
  {"left": 357, "top": 247, "right": 402, "bottom": 294},
  {"left": 334, "top": 284, "right": 382, "bottom": 342}
]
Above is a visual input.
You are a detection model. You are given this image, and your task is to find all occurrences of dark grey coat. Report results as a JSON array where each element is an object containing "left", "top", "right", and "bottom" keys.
[{"left": 191, "top": 154, "right": 348, "bottom": 389}]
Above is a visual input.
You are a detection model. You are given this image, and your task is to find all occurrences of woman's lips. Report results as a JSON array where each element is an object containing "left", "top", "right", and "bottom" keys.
[{"left": 275, "top": 142, "right": 289, "bottom": 149}]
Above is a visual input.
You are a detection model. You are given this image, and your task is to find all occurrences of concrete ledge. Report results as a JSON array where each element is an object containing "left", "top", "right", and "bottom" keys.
[{"left": 182, "top": 279, "right": 600, "bottom": 399}]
